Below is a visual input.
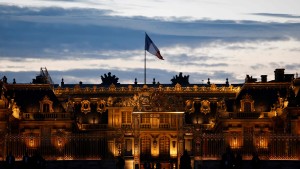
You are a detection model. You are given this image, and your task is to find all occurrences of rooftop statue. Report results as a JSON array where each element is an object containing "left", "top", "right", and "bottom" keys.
[
  {"left": 171, "top": 72, "right": 189, "bottom": 85},
  {"left": 101, "top": 72, "right": 120, "bottom": 85}
]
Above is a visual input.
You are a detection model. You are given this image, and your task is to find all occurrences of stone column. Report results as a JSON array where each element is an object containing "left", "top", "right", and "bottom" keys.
[{"left": 133, "top": 114, "right": 140, "bottom": 168}]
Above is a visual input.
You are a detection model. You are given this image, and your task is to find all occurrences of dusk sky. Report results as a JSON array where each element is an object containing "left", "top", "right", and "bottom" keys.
[{"left": 1, "top": 0, "right": 300, "bottom": 85}]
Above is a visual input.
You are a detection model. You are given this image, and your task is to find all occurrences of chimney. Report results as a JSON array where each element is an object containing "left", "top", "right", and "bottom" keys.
[
  {"left": 261, "top": 75, "right": 267, "bottom": 82},
  {"left": 274, "top": 69, "right": 285, "bottom": 82},
  {"left": 61, "top": 78, "right": 64, "bottom": 87}
]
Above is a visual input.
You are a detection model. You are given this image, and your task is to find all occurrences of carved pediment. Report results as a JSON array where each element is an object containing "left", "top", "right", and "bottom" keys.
[
  {"left": 134, "top": 91, "right": 184, "bottom": 112},
  {"left": 39, "top": 95, "right": 54, "bottom": 113},
  {"left": 240, "top": 94, "right": 255, "bottom": 112},
  {"left": 200, "top": 100, "right": 211, "bottom": 115}
]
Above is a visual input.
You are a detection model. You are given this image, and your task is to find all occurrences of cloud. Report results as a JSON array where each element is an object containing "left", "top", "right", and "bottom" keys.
[
  {"left": 0, "top": 67, "right": 244, "bottom": 85},
  {"left": 1, "top": 4, "right": 300, "bottom": 85},
  {"left": 251, "top": 64, "right": 266, "bottom": 70},
  {"left": 285, "top": 63, "right": 300, "bottom": 70},
  {"left": 252, "top": 13, "right": 300, "bottom": 19}
]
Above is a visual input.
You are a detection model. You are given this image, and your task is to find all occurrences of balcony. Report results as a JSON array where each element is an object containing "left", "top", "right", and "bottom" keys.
[
  {"left": 80, "top": 124, "right": 107, "bottom": 130},
  {"left": 139, "top": 123, "right": 177, "bottom": 130},
  {"left": 140, "top": 124, "right": 151, "bottom": 129},
  {"left": 228, "top": 112, "right": 262, "bottom": 119},
  {"left": 121, "top": 124, "right": 132, "bottom": 129},
  {"left": 23, "top": 113, "right": 71, "bottom": 120},
  {"left": 159, "top": 123, "right": 170, "bottom": 129}
]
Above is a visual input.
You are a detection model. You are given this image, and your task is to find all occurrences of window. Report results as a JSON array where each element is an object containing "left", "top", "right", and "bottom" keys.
[
  {"left": 43, "top": 104, "right": 50, "bottom": 113},
  {"left": 240, "top": 94, "right": 255, "bottom": 112},
  {"left": 122, "top": 111, "right": 132, "bottom": 123},
  {"left": 140, "top": 136, "right": 151, "bottom": 158},
  {"left": 159, "top": 136, "right": 170, "bottom": 157},
  {"left": 159, "top": 114, "right": 169, "bottom": 123},
  {"left": 159, "top": 114, "right": 170, "bottom": 128},
  {"left": 39, "top": 95, "right": 54, "bottom": 113},
  {"left": 185, "top": 139, "right": 193, "bottom": 152},
  {"left": 244, "top": 102, "right": 251, "bottom": 112},
  {"left": 125, "top": 139, "right": 132, "bottom": 156},
  {"left": 141, "top": 114, "right": 150, "bottom": 123}
]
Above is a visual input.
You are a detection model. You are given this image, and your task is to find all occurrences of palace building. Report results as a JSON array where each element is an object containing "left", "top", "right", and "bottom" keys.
[{"left": 0, "top": 68, "right": 299, "bottom": 169}]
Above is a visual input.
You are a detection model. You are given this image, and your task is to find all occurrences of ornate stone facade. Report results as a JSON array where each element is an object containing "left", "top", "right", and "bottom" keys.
[{"left": 0, "top": 68, "right": 299, "bottom": 168}]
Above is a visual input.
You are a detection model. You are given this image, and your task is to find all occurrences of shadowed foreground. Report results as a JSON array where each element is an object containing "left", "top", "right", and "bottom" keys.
[{"left": 1, "top": 160, "right": 300, "bottom": 169}]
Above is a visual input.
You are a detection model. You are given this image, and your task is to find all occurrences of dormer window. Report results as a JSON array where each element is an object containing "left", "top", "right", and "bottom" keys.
[
  {"left": 43, "top": 103, "right": 50, "bottom": 113},
  {"left": 240, "top": 94, "right": 255, "bottom": 112},
  {"left": 39, "top": 96, "right": 54, "bottom": 113}
]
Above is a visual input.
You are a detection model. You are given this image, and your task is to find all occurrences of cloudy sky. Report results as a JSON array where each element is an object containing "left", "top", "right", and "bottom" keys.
[{"left": 0, "top": 0, "right": 300, "bottom": 85}]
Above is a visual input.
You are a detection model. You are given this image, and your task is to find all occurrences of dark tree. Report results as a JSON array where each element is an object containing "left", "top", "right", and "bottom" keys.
[
  {"left": 180, "top": 150, "right": 192, "bottom": 169},
  {"left": 116, "top": 156, "right": 125, "bottom": 169},
  {"left": 6, "top": 151, "right": 15, "bottom": 169},
  {"left": 251, "top": 152, "right": 260, "bottom": 169},
  {"left": 171, "top": 72, "right": 189, "bottom": 85},
  {"left": 220, "top": 146, "right": 235, "bottom": 169},
  {"left": 101, "top": 72, "right": 120, "bottom": 85}
]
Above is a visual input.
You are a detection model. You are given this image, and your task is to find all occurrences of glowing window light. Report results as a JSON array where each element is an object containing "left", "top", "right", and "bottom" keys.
[{"left": 256, "top": 136, "right": 268, "bottom": 149}]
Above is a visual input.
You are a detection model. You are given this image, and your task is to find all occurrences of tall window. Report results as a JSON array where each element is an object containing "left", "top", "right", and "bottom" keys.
[
  {"left": 122, "top": 111, "right": 132, "bottom": 124},
  {"left": 140, "top": 136, "right": 151, "bottom": 158},
  {"left": 159, "top": 114, "right": 169, "bottom": 123},
  {"left": 43, "top": 104, "right": 50, "bottom": 113},
  {"left": 159, "top": 136, "right": 170, "bottom": 157},
  {"left": 171, "top": 115, "right": 177, "bottom": 127},
  {"left": 159, "top": 114, "right": 170, "bottom": 128},
  {"left": 125, "top": 139, "right": 132, "bottom": 156},
  {"left": 141, "top": 114, "right": 150, "bottom": 123},
  {"left": 244, "top": 102, "right": 251, "bottom": 112},
  {"left": 39, "top": 95, "right": 53, "bottom": 113}
]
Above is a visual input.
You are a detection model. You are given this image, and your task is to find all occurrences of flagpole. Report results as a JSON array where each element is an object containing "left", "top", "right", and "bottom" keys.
[{"left": 144, "top": 49, "right": 146, "bottom": 84}]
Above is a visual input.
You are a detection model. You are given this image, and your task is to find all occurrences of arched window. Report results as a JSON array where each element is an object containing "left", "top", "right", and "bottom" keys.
[
  {"left": 140, "top": 136, "right": 151, "bottom": 159},
  {"left": 159, "top": 136, "right": 170, "bottom": 158}
]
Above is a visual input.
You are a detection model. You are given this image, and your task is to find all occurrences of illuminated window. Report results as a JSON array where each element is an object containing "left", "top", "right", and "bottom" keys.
[
  {"left": 171, "top": 115, "right": 177, "bottom": 127},
  {"left": 159, "top": 136, "right": 170, "bottom": 157},
  {"left": 140, "top": 136, "right": 151, "bottom": 158},
  {"left": 141, "top": 114, "right": 150, "bottom": 123},
  {"left": 122, "top": 111, "right": 132, "bottom": 123},
  {"left": 185, "top": 139, "right": 192, "bottom": 152},
  {"left": 159, "top": 114, "right": 171, "bottom": 128},
  {"left": 125, "top": 139, "right": 132, "bottom": 156},
  {"left": 159, "top": 114, "right": 169, "bottom": 123}
]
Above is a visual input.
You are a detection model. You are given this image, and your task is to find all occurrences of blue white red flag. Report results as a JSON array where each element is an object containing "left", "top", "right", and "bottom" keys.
[{"left": 145, "top": 33, "right": 164, "bottom": 60}]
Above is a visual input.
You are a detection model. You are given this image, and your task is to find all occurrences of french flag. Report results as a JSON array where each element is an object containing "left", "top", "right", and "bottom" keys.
[{"left": 145, "top": 33, "right": 164, "bottom": 60}]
